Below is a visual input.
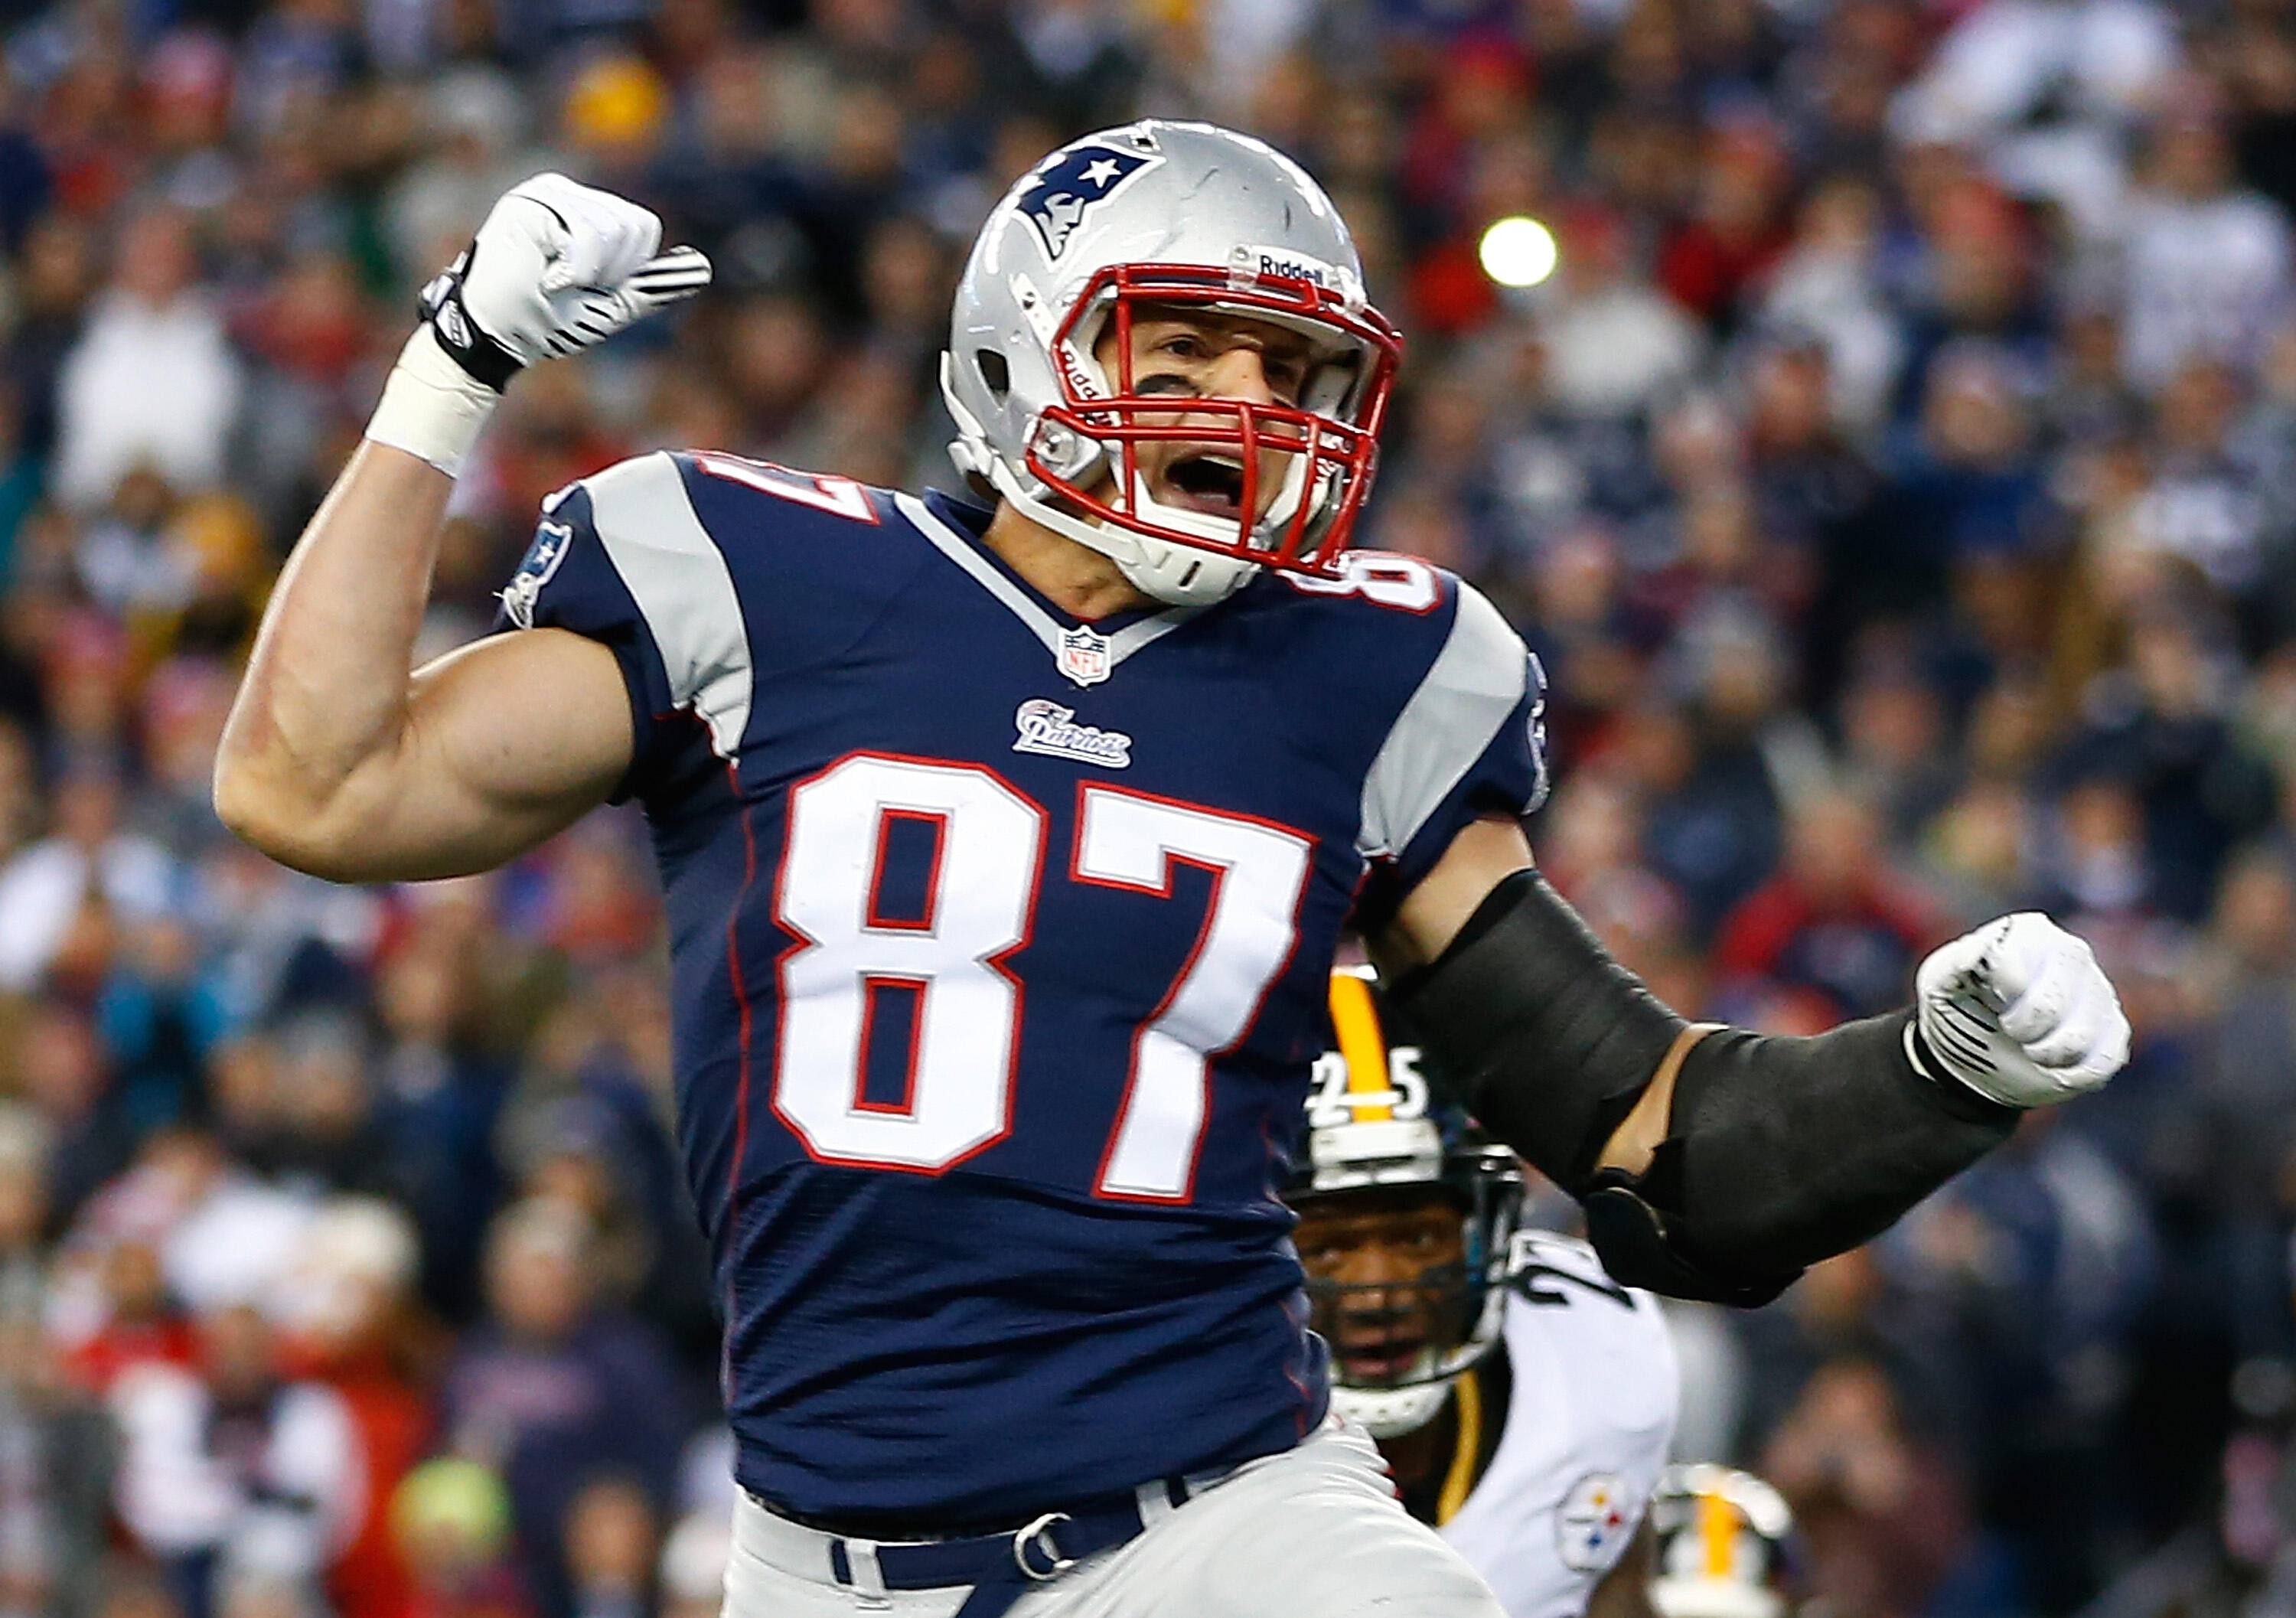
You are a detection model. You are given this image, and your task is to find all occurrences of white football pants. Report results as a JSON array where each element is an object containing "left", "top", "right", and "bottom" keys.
[{"left": 723, "top": 1415, "right": 1505, "bottom": 1618}]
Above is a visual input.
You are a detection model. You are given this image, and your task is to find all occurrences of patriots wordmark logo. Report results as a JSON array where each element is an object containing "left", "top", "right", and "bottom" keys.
[
  {"left": 1057, "top": 624, "right": 1113, "bottom": 687},
  {"left": 1016, "top": 145, "right": 1159, "bottom": 260},
  {"left": 1013, "top": 700, "right": 1132, "bottom": 769},
  {"left": 500, "top": 519, "right": 574, "bottom": 629},
  {"left": 1556, "top": 1473, "right": 1636, "bottom": 1572}
]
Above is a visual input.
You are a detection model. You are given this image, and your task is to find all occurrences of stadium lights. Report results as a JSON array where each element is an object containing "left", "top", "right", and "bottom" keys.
[{"left": 1479, "top": 216, "right": 1559, "bottom": 289}]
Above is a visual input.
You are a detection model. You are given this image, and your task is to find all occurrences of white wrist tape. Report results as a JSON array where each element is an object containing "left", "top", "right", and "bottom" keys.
[{"left": 364, "top": 326, "right": 502, "bottom": 478}]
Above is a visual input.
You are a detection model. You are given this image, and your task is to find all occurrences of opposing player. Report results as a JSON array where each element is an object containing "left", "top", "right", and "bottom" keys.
[
  {"left": 1293, "top": 967, "right": 1676, "bottom": 1618},
  {"left": 214, "top": 123, "right": 2131, "bottom": 1618}
]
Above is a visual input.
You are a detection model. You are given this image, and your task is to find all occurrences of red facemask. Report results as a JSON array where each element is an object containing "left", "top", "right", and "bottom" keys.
[{"left": 1022, "top": 263, "right": 1404, "bottom": 580}]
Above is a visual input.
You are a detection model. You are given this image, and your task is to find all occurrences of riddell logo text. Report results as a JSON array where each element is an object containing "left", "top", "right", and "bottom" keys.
[{"left": 1257, "top": 254, "right": 1331, "bottom": 286}]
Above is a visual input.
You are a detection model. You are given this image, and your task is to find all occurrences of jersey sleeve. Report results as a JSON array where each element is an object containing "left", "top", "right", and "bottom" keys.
[
  {"left": 491, "top": 452, "right": 757, "bottom": 803},
  {"left": 1357, "top": 579, "right": 1550, "bottom": 892}
]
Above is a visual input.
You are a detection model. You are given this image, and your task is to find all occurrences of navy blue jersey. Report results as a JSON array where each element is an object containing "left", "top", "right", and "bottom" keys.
[{"left": 495, "top": 450, "right": 1547, "bottom": 1528}]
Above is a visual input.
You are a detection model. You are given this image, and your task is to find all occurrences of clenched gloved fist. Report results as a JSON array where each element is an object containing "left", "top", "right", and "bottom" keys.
[
  {"left": 421, "top": 172, "right": 712, "bottom": 389},
  {"left": 366, "top": 174, "right": 710, "bottom": 476},
  {"left": 1910, "top": 912, "right": 2131, "bottom": 1108}
]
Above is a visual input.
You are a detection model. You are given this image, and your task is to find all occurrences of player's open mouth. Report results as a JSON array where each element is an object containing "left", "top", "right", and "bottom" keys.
[
  {"left": 1159, "top": 452, "right": 1247, "bottom": 517},
  {"left": 1338, "top": 1333, "right": 1426, "bottom": 1382}
]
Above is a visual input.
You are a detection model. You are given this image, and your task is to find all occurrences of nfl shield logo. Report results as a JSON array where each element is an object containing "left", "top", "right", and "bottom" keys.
[{"left": 1058, "top": 625, "right": 1113, "bottom": 687}]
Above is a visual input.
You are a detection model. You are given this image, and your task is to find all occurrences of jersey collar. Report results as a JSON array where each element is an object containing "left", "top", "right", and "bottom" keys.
[{"left": 904, "top": 491, "right": 1201, "bottom": 687}]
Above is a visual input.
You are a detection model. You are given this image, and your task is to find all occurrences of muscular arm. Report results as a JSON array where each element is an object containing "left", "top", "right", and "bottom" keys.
[{"left": 213, "top": 442, "right": 632, "bottom": 883}]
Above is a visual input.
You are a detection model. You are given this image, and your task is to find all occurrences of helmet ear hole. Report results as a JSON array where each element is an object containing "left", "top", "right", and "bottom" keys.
[{"left": 975, "top": 349, "right": 1011, "bottom": 400}]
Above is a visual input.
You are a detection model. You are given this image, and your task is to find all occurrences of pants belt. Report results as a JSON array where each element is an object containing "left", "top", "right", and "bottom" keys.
[{"left": 764, "top": 1471, "right": 1230, "bottom": 1618}]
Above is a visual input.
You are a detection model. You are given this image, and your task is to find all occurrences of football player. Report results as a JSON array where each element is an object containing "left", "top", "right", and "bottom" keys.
[
  {"left": 214, "top": 122, "right": 2130, "bottom": 1618},
  {"left": 1293, "top": 966, "right": 1676, "bottom": 1618}
]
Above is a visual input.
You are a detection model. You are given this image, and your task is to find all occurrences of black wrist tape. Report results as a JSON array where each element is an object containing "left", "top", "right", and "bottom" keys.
[{"left": 420, "top": 240, "right": 523, "bottom": 392}]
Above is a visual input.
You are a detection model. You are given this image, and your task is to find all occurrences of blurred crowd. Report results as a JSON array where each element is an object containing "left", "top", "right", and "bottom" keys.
[{"left": 0, "top": 0, "right": 2281, "bottom": 1614}]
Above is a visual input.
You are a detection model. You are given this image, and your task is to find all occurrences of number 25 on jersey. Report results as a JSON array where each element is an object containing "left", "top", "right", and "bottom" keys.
[{"left": 771, "top": 754, "right": 1310, "bottom": 1202}]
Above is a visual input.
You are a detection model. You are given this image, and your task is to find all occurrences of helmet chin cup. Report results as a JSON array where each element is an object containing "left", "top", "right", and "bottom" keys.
[
  {"left": 983, "top": 449, "right": 1261, "bottom": 608},
  {"left": 1109, "top": 532, "right": 1261, "bottom": 608},
  {"left": 1332, "top": 1381, "right": 1457, "bottom": 1440}
]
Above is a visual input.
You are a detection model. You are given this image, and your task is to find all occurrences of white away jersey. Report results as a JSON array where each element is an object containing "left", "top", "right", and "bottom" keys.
[{"left": 1443, "top": 1231, "right": 1680, "bottom": 1618}]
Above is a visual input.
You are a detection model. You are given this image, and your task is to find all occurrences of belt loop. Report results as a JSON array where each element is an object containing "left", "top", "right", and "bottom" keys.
[
  {"left": 845, "top": 1538, "right": 889, "bottom": 1601},
  {"left": 1137, "top": 1479, "right": 1173, "bottom": 1531}
]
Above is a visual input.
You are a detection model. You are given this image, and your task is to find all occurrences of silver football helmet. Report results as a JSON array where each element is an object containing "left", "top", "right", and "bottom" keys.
[{"left": 942, "top": 121, "right": 1403, "bottom": 607}]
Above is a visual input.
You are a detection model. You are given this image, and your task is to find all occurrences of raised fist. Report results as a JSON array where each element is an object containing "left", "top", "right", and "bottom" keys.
[
  {"left": 420, "top": 173, "right": 710, "bottom": 390},
  {"left": 1912, "top": 912, "right": 2131, "bottom": 1108}
]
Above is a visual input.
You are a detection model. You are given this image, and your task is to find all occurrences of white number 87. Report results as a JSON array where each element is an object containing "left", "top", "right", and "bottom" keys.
[{"left": 771, "top": 754, "right": 1313, "bottom": 1201}]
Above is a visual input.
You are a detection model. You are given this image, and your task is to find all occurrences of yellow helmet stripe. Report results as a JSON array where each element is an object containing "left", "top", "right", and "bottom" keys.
[
  {"left": 1327, "top": 970, "right": 1394, "bottom": 1121},
  {"left": 1698, "top": 1486, "right": 1735, "bottom": 1579}
]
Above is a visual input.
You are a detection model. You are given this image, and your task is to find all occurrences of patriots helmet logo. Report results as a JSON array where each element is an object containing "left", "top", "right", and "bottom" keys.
[{"left": 1015, "top": 143, "right": 1159, "bottom": 261}]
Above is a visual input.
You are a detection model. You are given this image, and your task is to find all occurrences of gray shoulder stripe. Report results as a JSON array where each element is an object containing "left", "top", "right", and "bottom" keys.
[
  {"left": 1358, "top": 582, "right": 1528, "bottom": 860},
  {"left": 585, "top": 452, "right": 753, "bottom": 759}
]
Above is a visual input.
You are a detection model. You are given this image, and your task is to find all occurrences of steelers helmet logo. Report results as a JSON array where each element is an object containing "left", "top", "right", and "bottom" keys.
[{"left": 1557, "top": 1472, "right": 1639, "bottom": 1572}]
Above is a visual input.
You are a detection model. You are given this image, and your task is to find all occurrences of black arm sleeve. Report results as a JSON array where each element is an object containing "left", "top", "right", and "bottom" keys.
[
  {"left": 1392, "top": 870, "right": 2020, "bottom": 1304},
  {"left": 1388, "top": 869, "right": 1687, "bottom": 1192}
]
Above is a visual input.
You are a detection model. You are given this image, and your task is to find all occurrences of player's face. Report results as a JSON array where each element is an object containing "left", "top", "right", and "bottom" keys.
[
  {"left": 1092, "top": 305, "right": 1324, "bottom": 525},
  {"left": 1293, "top": 1186, "right": 1469, "bottom": 1385}
]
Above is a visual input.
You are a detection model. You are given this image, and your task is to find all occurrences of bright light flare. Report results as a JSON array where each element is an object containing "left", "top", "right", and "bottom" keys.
[{"left": 1479, "top": 216, "right": 1559, "bottom": 289}]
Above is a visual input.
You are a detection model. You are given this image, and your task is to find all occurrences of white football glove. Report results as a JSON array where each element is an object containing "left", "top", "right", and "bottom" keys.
[
  {"left": 366, "top": 173, "right": 711, "bottom": 476},
  {"left": 1910, "top": 912, "right": 2131, "bottom": 1108}
]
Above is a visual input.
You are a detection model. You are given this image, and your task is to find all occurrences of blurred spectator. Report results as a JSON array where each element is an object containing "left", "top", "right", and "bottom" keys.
[
  {"left": 0, "top": 1306, "right": 113, "bottom": 1618},
  {"left": 109, "top": 1301, "right": 360, "bottom": 1618},
  {"left": 2054, "top": 608, "right": 2277, "bottom": 923},
  {"left": 51, "top": 207, "right": 242, "bottom": 512},
  {"left": 1762, "top": 1355, "right": 1979, "bottom": 1618},
  {"left": 389, "top": 1457, "right": 530, "bottom": 1618},
  {"left": 273, "top": 1197, "right": 440, "bottom": 1618},
  {"left": 1889, "top": 1116, "right": 2157, "bottom": 1613},
  {"left": 1713, "top": 790, "right": 1943, "bottom": 1022},
  {"left": 0, "top": 765, "right": 176, "bottom": 993},
  {"left": 1759, "top": 178, "right": 1903, "bottom": 434},
  {"left": 1532, "top": 207, "right": 1707, "bottom": 422},
  {"left": 561, "top": 1476, "right": 653, "bottom": 1618},
  {"left": 442, "top": 1201, "right": 683, "bottom": 1618},
  {"left": 2121, "top": 99, "right": 2295, "bottom": 393},
  {"left": 2127, "top": 360, "right": 2278, "bottom": 608},
  {"left": 2186, "top": 849, "right": 2296, "bottom": 1364}
]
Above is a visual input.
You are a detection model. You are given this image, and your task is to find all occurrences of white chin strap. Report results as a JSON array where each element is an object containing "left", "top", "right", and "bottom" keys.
[
  {"left": 978, "top": 452, "right": 1261, "bottom": 609},
  {"left": 1330, "top": 1380, "right": 1458, "bottom": 1440}
]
